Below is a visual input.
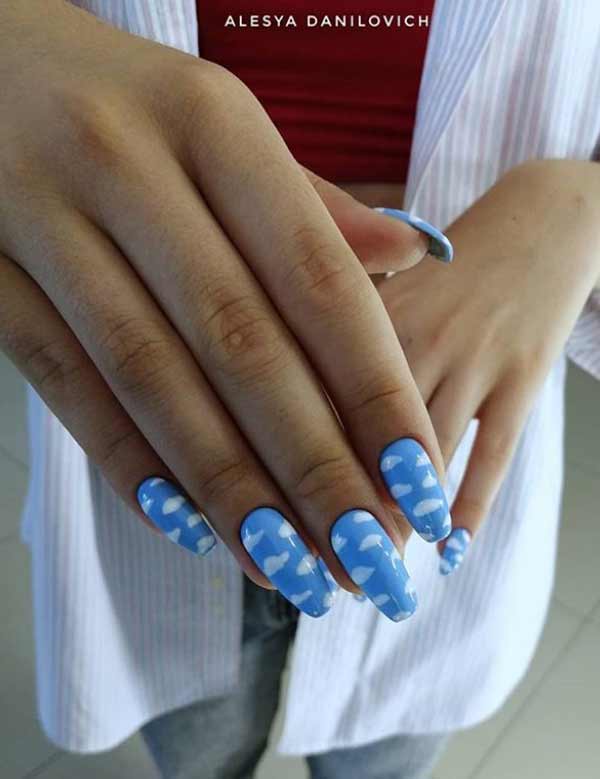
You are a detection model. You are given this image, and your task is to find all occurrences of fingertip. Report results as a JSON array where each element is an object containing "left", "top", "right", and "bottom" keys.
[
  {"left": 373, "top": 208, "right": 453, "bottom": 264},
  {"left": 439, "top": 527, "right": 472, "bottom": 576}
]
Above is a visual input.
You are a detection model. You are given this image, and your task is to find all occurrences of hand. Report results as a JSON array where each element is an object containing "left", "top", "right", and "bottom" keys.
[
  {"left": 379, "top": 159, "right": 600, "bottom": 573},
  {"left": 0, "top": 0, "right": 450, "bottom": 620}
]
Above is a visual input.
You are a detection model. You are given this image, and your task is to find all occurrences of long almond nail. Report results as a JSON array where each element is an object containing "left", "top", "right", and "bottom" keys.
[
  {"left": 380, "top": 439, "right": 452, "bottom": 542},
  {"left": 330, "top": 509, "right": 417, "bottom": 622},
  {"left": 137, "top": 477, "right": 216, "bottom": 556}
]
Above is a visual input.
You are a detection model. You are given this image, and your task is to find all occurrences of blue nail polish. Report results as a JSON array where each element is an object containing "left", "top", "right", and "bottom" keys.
[
  {"left": 330, "top": 509, "right": 417, "bottom": 622},
  {"left": 317, "top": 557, "right": 340, "bottom": 595},
  {"left": 440, "top": 527, "right": 471, "bottom": 575},
  {"left": 137, "top": 477, "right": 216, "bottom": 556},
  {"left": 373, "top": 207, "right": 453, "bottom": 263},
  {"left": 241, "top": 508, "right": 333, "bottom": 617},
  {"left": 379, "top": 439, "right": 452, "bottom": 543}
]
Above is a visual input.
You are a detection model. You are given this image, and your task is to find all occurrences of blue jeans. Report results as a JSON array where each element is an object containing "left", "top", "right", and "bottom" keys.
[{"left": 141, "top": 579, "right": 449, "bottom": 779}]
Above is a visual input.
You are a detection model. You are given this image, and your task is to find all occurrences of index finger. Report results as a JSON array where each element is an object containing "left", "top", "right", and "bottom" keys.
[{"left": 184, "top": 85, "right": 453, "bottom": 543}]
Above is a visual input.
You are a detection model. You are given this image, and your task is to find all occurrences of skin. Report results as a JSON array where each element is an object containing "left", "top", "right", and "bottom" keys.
[{"left": 0, "top": 0, "right": 442, "bottom": 592}]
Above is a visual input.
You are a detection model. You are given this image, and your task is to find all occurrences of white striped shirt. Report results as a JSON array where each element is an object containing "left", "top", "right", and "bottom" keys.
[{"left": 23, "top": 0, "right": 600, "bottom": 755}]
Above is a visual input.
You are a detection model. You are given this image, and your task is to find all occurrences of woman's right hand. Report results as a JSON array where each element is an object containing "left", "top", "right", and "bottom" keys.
[{"left": 0, "top": 0, "right": 452, "bottom": 620}]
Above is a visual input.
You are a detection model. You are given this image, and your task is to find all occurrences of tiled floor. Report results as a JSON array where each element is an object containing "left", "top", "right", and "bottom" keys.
[{"left": 0, "top": 352, "right": 598, "bottom": 779}]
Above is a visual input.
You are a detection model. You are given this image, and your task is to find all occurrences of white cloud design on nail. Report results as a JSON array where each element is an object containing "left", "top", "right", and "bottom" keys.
[
  {"left": 332, "top": 534, "right": 347, "bottom": 553},
  {"left": 149, "top": 478, "right": 165, "bottom": 487},
  {"left": 296, "top": 555, "right": 317, "bottom": 576},
  {"left": 141, "top": 498, "right": 153, "bottom": 514},
  {"left": 278, "top": 520, "right": 296, "bottom": 538},
  {"left": 391, "top": 483, "right": 412, "bottom": 498},
  {"left": 263, "top": 552, "right": 289, "bottom": 576},
  {"left": 351, "top": 566, "right": 375, "bottom": 586},
  {"left": 187, "top": 512, "right": 202, "bottom": 528},
  {"left": 405, "top": 579, "right": 417, "bottom": 599},
  {"left": 197, "top": 536, "right": 215, "bottom": 555},
  {"left": 446, "top": 535, "right": 464, "bottom": 551},
  {"left": 416, "top": 452, "right": 431, "bottom": 466},
  {"left": 359, "top": 534, "right": 383, "bottom": 551},
  {"left": 440, "top": 558, "right": 453, "bottom": 574},
  {"left": 290, "top": 590, "right": 312, "bottom": 605},
  {"left": 391, "top": 610, "right": 413, "bottom": 622},
  {"left": 162, "top": 495, "right": 186, "bottom": 515},
  {"left": 323, "top": 591, "right": 335, "bottom": 609},
  {"left": 352, "top": 511, "right": 375, "bottom": 523},
  {"left": 372, "top": 594, "right": 390, "bottom": 606},
  {"left": 413, "top": 498, "right": 444, "bottom": 517},
  {"left": 166, "top": 528, "right": 181, "bottom": 543},
  {"left": 242, "top": 529, "right": 264, "bottom": 553},
  {"left": 422, "top": 471, "right": 436, "bottom": 488},
  {"left": 380, "top": 455, "right": 403, "bottom": 472}
]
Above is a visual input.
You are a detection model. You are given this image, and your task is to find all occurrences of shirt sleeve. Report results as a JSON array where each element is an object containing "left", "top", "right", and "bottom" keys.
[{"left": 566, "top": 288, "right": 600, "bottom": 380}]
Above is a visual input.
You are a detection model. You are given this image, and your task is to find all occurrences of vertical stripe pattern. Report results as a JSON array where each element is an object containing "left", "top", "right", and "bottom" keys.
[{"left": 20, "top": 0, "right": 600, "bottom": 754}]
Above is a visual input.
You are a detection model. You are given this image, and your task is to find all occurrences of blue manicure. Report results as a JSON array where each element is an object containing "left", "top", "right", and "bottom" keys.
[
  {"left": 317, "top": 557, "right": 340, "bottom": 595},
  {"left": 137, "top": 477, "right": 216, "bottom": 556},
  {"left": 380, "top": 439, "right": 452, "bottom": 543},
  {"left": 330, "top": 509, "right": 417, "bottom": 622},
  {"left": 241, "top": 508, "right": 333, "bottom": 617},
  {"left": 440, "top": 528, "right": 471, "bottom": 575},
  {"left": 374, "top": 207, "right": 453, "bottom": 263}
]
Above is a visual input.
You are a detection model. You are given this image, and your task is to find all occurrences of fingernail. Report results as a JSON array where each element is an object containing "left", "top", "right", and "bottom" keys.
[
  {"left": 317, "top": 557, "right": 339, "bottom": 595},
  {"left": 373, "top": 208, "right": 453, "bottom": 263},
  {"left": 330, "top": 509, "right": 417, "bottom": 622},
  {"left": 137, "top": 477, "right": 216, "bottom": 556},
  {"left": 440, "top": 527, "right": 472, "bottom": 575},
  {"left": 353, "top": 592, "right": 368, "bottom": 603},
  {"left": 380, "top": 439, "right": 452, "bottom": 542},
  {"left": 241, "top": 508, "right": 333, "bottom": 617}
]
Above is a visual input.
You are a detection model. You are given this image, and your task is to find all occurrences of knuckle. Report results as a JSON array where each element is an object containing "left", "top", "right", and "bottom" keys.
[
  {"left": 200, "top": 291, "right": 287, "bottom": 387},
  {"left": 24, "top": 340, "right": 84, "bottom": 401},
  {"left": 52, "top": 87, "right": 131, "bottom": 170},
  {"left": 99, "top": 316, "right": 175, "bottom": 396},
  {"left": 283, "top": 226, "right": 359, "bottom": 312},
  {"left": 479, "top": 428, "right": 515, "bottom": 467},
  {"left": 345, "top": 374, "right": 407, "bottom": 418},
  {"left": 197, "top": 456, "right": 251, "bottom": 504},
  {"left": 95, "top": 425, "right": 143, "bottom": 478},
  {"left": 176, "top": 61, "right": 250, "bottom": 139},
  {"left": 293, "top": 453, "right": 355, "bottom": 504}
]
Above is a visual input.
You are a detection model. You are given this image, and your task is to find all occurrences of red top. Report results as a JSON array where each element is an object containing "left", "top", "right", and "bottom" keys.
[{"left": 197, "top": 3, "right": 433, "bottom": 182}]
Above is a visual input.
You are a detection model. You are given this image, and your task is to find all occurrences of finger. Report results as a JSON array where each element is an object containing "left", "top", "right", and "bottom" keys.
[
  {"left": 427, "top": 374, "right": 484, "bottom": 466},
  {"left": 438, "top": 381, "right": 531, "bottom": 576},
  {"left": 43, "top": 105, "right": 425, "bottom": 621},
  {"left": 10, "top": 209, "right": 343, "bottom": 611},
  {"left": 182, "top": 82, "right": 452, "bottom": 544},
  {"left": 0, "top": 252, "right": 217, "bottom": 554},
  {"left": 301, "top": 166, "right": 429, "bottom": 272}
]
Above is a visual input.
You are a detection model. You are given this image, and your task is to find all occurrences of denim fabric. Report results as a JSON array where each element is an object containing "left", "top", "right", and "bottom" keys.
[{"left": 141, "top": 578, "right": 450, "bottom": 779}]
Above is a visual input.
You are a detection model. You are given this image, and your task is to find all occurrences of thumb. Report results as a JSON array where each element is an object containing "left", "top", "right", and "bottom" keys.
[{"left": 302, "top": 165, "right": 453, "bottom": 272}]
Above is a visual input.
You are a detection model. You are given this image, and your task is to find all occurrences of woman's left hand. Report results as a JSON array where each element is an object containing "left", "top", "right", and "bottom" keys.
[{"left": 378, "top": 159, "right": 600, "bottom": 573}]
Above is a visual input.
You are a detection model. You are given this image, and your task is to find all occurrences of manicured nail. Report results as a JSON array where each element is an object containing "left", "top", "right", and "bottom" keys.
[
  {"left": 440, "top": 528, "right": 471, "bottom": 575},
  {"left": 137, "top": 477, "right": 216, "bottom": 556},
  {"left": 330, "top": 509, "right": 417, "bottom": 622},
  {"left": 379, "top": 439, "right": 452, "bottom": 542},
  {"left": 241, "top": 508, "right": 333, "bottom": 617},
  {"left": 317, "top": 557, "right": 339, "bottom": 595},
  {"left": 373, "top": 207, "right": 453, "bottom": 262}
]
